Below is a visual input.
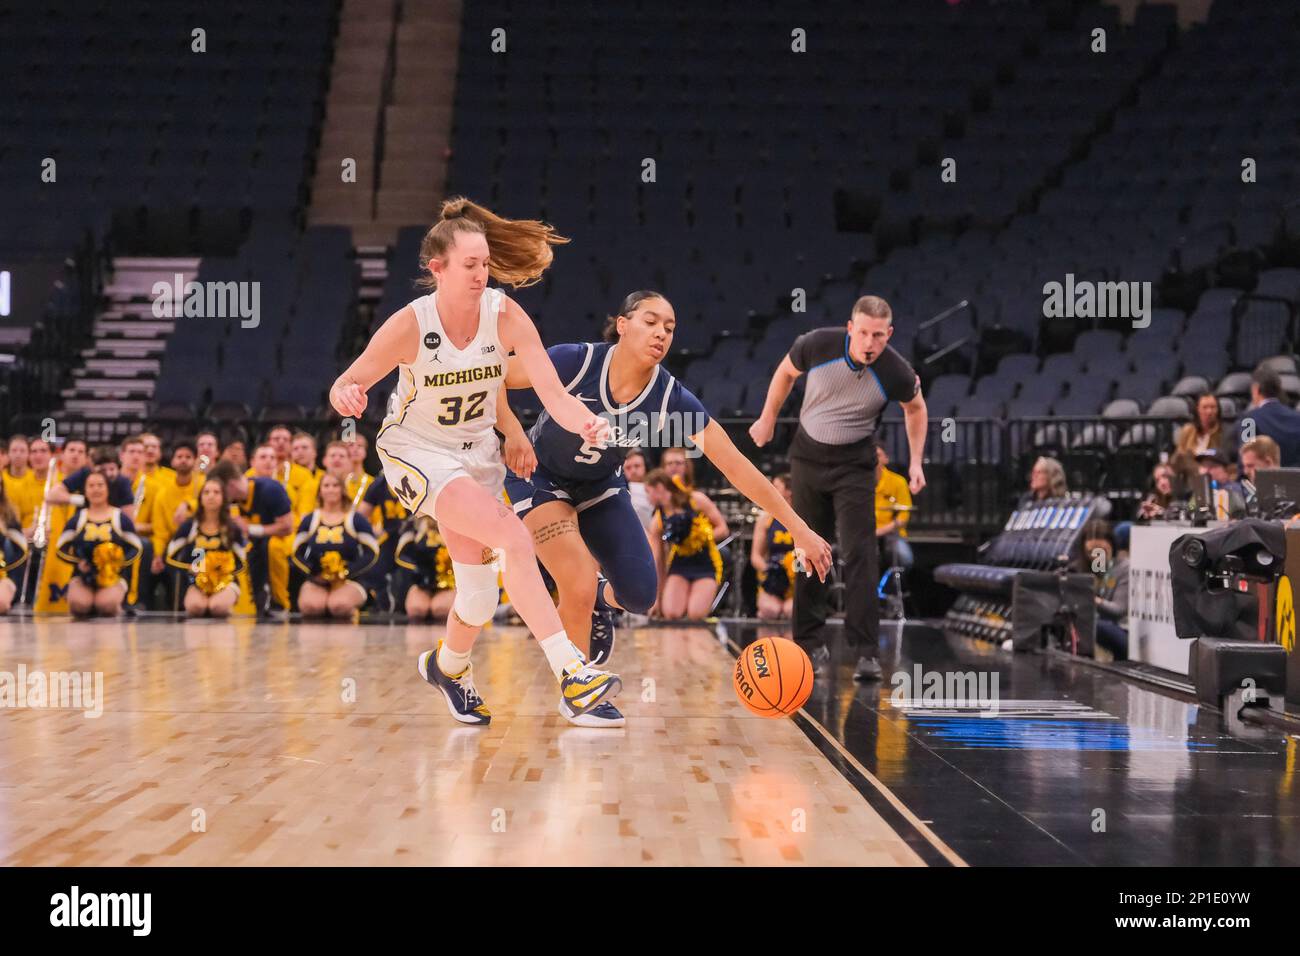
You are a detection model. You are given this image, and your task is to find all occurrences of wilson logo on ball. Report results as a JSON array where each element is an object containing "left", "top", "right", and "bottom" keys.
[{"left": 733, "top": 659, "right": 754, "bottom": 699}]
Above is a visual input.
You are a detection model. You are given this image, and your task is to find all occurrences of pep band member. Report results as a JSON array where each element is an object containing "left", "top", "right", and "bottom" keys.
[
  {"left": 166, "top": 477, "right": 247, "bottom": 618},
  {"left": 292, "top": 473, "right": 380, "bottom": 619},
  {"left": 55, "top": 471, "right": 143, "bottom": 617},
  {"left": 0, "top": 479, "right": 30, "bottom": 614}
]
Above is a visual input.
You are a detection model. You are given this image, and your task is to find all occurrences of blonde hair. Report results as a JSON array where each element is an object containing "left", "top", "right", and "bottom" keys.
[
  {"left": 416, "top": 197, "right": 569, "bottom": 290},
  {"left": 1241, "top": 436, "right": 1281, "bottom": 466},
  {"left": 1034, "top": 456, "right": 1069, "bottom": 498}
]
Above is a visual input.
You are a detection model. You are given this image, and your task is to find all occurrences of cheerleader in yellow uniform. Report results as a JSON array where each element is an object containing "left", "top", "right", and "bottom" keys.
[
  {"left": 292, "top": 473, "right": 380, "bottom": 619},
  {"left": 394, "top": 513, "right": 457, "bottom": 620},
  {"left": 54, "top": 471, "right": 143, "bottom": 617},
  {"left": 0, "top": 481, "right": 31, "bottom": 614},
  {"left": 645, "top": 468, "right": 729, "bottom": 620},
  {"left": 166, "top": 477, "right": 248, "bottom": 618},
  {"left": 750, "top": 473, "right": 797, "bottom": 619}
]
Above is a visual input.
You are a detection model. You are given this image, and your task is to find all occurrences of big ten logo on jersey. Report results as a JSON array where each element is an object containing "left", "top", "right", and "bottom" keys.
[{"left": 480, "top": 344, "right": 496, "bottom": 355}]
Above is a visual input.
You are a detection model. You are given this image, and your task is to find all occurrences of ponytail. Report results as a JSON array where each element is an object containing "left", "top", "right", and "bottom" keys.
[{"left": 416, "top": 197, "right": 569, "bottom": 290}]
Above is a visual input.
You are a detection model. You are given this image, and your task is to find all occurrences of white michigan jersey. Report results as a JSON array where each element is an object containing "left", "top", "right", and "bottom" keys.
[{"left": 381, "top": 286, "right": 506, "bottom": 448}]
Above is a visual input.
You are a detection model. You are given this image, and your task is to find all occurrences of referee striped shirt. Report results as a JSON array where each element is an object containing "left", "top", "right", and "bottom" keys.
[{"left": 787, "top": 330, "right": 918, "bottom": 464}]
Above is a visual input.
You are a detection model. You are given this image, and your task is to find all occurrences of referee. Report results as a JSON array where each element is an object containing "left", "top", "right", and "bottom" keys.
[{"left": 749, "top": 296, "right": 928, "bottom": 680}]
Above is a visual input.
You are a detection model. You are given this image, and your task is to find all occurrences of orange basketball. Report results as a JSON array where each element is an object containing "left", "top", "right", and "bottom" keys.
[{"left": 732, "top": 637, "right": 813, "bottom": 717}]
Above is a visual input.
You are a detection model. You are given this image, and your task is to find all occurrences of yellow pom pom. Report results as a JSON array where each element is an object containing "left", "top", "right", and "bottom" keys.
[{"left": 92, "top": 542, "right": 125, "bottom": 589}]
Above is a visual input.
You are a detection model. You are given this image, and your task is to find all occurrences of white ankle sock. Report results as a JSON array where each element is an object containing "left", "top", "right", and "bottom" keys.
[
  {"left": 437, "top": 643, "right": 472, "bottom": 677},
  {"left": 539, "top": 631, "right": 584, "bottom": 678}
]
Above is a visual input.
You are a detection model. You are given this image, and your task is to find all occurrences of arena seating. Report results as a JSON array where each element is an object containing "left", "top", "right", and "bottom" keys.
[
  {"left": 2, "top": 0, "right": 1298, "bottom": 521},
  {"left": 0, "top": 0, "right": 334, "bottom": 249},
  {"left": 0, "top": 0, "right": 337, "bottom": 429},
  {"left": 936, "top": 494, "right": 1108, "bottom": 644}
]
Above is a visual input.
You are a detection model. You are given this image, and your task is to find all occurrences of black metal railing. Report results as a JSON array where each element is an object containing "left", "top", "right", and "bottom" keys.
[{"left": 47, "top": 407, "right": 1182, "bottom": 541}]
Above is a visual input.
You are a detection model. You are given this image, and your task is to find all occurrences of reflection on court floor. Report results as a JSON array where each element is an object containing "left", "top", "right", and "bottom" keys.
[{"left": 0, "top": 616, "right": 924, "bottom": 867}]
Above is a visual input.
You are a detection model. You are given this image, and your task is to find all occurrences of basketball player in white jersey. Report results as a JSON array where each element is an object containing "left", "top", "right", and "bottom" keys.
[{"left": 330, "top": 198, "right": 618, "bottom": 725}]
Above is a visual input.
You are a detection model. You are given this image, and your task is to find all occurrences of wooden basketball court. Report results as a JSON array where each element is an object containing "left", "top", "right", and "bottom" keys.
[{"left": 0, "top": 617, "right": 938, "bottom": 866}]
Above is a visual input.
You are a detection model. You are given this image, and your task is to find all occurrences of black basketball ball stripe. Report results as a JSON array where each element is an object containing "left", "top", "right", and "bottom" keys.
[
  {"left": 782, "top": 654, "right": 810, "bottom": 715},
  {"left": 769, "top": 637, "right": 788, "bottom": 710}
]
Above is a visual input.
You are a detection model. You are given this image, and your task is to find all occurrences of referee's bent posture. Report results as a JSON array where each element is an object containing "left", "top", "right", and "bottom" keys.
[{"left": 750, "top": 295, "right": 928, "bottom": 680}]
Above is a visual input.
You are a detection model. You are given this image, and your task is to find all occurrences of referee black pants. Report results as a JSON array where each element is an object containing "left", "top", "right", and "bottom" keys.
[{"left": 791, "top": 454, "right": 879, "bottom": 658}]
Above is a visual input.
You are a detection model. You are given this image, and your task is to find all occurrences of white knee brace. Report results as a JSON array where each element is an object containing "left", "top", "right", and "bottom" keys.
[{"left": 452, "top": 559, "right": 500, "bottom": 627}]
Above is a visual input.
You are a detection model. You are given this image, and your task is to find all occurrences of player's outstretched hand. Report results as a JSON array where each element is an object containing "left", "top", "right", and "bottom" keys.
[
  {"left": 908, "top": 462, "right": 926, "bottom": 495},
  {"left": 748, "top": 415, "right": 775, "bottom": 448},
  {"left": 504, "top": 430, "right": 537, "bottom": 480},
  {"left": 581, "top": 414, "right": 611, "bottom": 447},
  {"left": 330, "top": 380, "right": 367, "bottom": 418},
  {"left": 792, "top": 529, "right": 833, "bottom": 582}
]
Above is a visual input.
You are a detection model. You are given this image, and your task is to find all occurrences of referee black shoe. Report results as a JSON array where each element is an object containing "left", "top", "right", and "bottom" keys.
[
  {"left": 853, "top": 656, "right": 883, "bottom": 681},
  {"left": 809, "top": 644, "right": 831, "bottom": 675}
]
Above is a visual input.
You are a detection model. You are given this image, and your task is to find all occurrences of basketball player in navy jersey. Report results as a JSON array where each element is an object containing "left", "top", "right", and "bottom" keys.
[
  {"left": 498, "top": 290, "right": 834, "bottom": 727},
  {"left": 330, "top": 198, "right": 620, "bottom": 725}
]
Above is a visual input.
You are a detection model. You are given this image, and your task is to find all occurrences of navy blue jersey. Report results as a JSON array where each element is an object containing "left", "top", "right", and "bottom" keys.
[
  {"left": 291, "top": 510, "right": 380, "bottom": 581},
  {"left": 362, "top": 473, "right": 407, "bottom": 544},
  {"left": 165, "top": 518, "right": 249, "bottom": 576},
  {"left": 522, "top": 342, "right": 711, "bottom": 482},
  {"left": 394, "top": 516, "right": 454, "bottom": 592},
  {"left": 1, "top": 522, "right": 29, "bottom": 578},
  {"left": 54, "top": 508, "right": 143, "bottom": 587},
  {"left": 239, "top": 476, "right": 292, "bottom": 525},
  {"left": 63, "top": 467, "right": 135, "bottom": 508}
]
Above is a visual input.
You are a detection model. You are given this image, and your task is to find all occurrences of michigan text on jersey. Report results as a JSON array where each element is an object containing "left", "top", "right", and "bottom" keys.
[{"left": 422, "top": 364, "right": 503, "bottom": 387}]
